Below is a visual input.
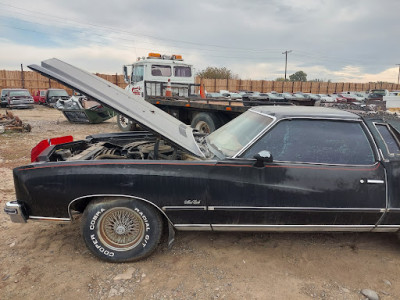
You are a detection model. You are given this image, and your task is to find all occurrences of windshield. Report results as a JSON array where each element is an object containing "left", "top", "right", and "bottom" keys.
[
  {"left": 132, "top": 65, "right": 144, "bottom": 83},
  {"left": 206, "top": 110, "right": 274, "bottom": 157},
  {"left": 10, "top": 90, "right": 30, "bottom": 97},
  {"left": 48, "top": 90, "right": 68, "bottom": 97}
]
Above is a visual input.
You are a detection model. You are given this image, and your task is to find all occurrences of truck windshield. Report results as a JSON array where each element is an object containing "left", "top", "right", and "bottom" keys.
[
  {"left": 206, "top": 111, "right": 274, "bottom": 158},
  {"left": 132, "top": 65, "right": 144, "bottom": 83}
]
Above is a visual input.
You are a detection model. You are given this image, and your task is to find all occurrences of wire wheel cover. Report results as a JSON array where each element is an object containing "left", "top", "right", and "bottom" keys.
[{"left": 98, "top": 207, "right": 145, "bottom": 251}]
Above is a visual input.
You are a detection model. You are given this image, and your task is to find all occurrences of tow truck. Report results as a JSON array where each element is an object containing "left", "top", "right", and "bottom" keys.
[{"left": 120, "top": 53, "right": 250, "bottom": 133}]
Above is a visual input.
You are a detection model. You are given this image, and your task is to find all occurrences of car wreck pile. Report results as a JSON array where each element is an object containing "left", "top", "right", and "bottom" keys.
[{"left": 0, "top": 111, "right": 31, "bottom": 133}]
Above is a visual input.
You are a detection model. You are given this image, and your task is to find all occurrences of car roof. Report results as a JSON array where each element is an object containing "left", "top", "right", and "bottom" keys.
[{"left": 250, "top": 106, "right": 361, "bottom": 120}]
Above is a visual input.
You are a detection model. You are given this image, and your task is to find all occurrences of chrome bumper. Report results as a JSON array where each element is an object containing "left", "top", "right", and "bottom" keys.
[{"left": 4, "top": 201, "right": 27, "bottom": 223}]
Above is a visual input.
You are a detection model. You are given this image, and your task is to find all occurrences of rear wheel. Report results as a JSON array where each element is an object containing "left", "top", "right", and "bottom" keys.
[
  {"left": 117, "top": 114, "right": 136, "bottom": 132},
  {"left": 82, "top": 198, "right": 163, "bottom": 262},
  {"left": 191, "top": 112, "right": 222, "bottom": 134}
]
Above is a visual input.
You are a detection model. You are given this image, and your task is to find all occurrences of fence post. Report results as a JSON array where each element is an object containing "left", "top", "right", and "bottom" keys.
[
  {"left": 115, "top": 73, "right": 118, "bottom": 87},
  {"left": 20, "top": 64, "right": 25, "bottom": 88}
]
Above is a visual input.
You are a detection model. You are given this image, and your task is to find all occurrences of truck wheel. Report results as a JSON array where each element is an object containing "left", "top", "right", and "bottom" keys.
[
  {"left": 117, "top": 114, "right": 136, "bottom": 132},
  {"left": 191, "top": 112, "right": 222, "bottom": 134},
  {"left": 81, "top": 198, "right": 163, "bottom": 262}
]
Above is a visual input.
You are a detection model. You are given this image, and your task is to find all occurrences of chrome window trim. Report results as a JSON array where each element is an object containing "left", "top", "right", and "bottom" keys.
[
  {"left": 233, "top": 116, "right": 381, "bottom": 165},
  {"left": 373, "top": 122, "right": 400, "bottom": 157},
  {"left": 230, "top": 111, "right": 277, "bottom": 158}
]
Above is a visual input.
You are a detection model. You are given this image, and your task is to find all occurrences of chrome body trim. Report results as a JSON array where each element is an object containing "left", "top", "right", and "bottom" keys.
[
  {"left": 173, "top": 224, "right": 399, "bottom": 233},
  {"left": 29, "top": 216, "right": 71, "bottom": 223},
  {"left": 367, "top": 179, "right": 385, "bottom": 184},
  {"left": 372, "top": 225, "right": 400, "bottom": 232},
  {"left": 174, "top": 224, "right": 212, "bottom": 231},
  {"left": 207, "top": 206, "right": 384, "bottom": 212},
  {"left": 4, "top": 201, "right": 27, "bottom": 223},
  {"left": 211, "top": 225, "right": 375, "bottom": 232},
  {"left": 68, "top": 194, "right": 174, "bottom": 225},
  {"left": 162, "top": 206, "right": 207, "bottom": 211}
]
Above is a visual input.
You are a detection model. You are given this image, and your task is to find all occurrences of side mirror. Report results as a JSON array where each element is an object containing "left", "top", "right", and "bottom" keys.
[
  {"left": 253, "top": 150, "right": 273, "bottom": 167},
  {"left": 123, "top": 66, "right": 129, "bottom": 84}
]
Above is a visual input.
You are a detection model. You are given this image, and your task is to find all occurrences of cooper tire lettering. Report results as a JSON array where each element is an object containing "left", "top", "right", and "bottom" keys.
[{"left": 81, "top": 197, "right": 162, "bottom": 262}]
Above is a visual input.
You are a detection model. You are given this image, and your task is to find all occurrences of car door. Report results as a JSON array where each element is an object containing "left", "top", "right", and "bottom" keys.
[{"left": 207, "top": 118, "right": 386, "bottom": 231}]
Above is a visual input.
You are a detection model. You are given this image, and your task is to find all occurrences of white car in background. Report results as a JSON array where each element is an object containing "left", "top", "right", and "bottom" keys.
[{"left": 317, "top": 94, "right": 336, "bottom": 103}]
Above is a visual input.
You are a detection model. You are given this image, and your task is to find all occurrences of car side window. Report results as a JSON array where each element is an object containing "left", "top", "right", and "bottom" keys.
[
  {"left": 375, "top": 124, "right": 400, "bottom": 156},
  {"left": 241, "top": 119, "right": 375, "bottom": 165}
]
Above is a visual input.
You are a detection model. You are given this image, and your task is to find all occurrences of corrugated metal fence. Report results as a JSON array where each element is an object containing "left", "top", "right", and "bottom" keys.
[{"left": 1, "top": 70, "right": 399, "bottom": 94}]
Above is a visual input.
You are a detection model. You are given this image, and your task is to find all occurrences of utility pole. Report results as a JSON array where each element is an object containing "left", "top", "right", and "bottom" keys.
[
  {"left": 397, "top": 64, "right": 400, "bottom": 85},
  {"left": 282, "top": 50, "right": 292, "bottom": 80}
]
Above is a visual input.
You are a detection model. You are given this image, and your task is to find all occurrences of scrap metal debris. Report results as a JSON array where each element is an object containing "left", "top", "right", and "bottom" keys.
[
  {"left": 55, "top": 95, "right": 116, "bottom": 124},
  {"left": 0, "top": 111, "right": 32, "bottom": 133}
]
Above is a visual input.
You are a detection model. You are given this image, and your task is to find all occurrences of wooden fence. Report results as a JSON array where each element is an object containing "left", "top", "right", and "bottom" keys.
[
  {"left": 0, "top": 70, "right": 126, "bottom": 95},
  {"left": 1, "top": 69, "right": 399, "bottom": 95}
]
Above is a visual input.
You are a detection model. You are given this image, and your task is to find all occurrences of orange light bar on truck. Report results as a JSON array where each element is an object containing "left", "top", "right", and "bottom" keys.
[
  {"left": 172, "top": 54, "right": 183, "bottom": 60},
  {"left": 148, "top": 53, "right": 161, "bottom": 58}
]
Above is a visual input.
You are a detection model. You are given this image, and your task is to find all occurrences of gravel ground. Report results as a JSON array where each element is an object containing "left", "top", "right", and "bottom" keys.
[{"left": 1, "top": 105, "right": 400, "bottom": 300}]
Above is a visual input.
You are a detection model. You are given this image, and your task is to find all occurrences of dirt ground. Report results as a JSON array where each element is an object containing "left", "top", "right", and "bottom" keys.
[{"left": 1, "top": 106, "right": 400, "bottom": 300}]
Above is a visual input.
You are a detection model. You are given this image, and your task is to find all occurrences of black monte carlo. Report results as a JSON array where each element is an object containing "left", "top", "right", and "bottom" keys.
[{"left": 4, "top": 59, "right": 400, "bottom": 262}]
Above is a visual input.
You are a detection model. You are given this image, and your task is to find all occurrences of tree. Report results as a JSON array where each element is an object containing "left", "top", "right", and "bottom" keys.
[
  {"left": 275, "top": 77, "right": 289, "bottom": 81},
  {"left": 197, "top": 67, "right": 237, "bottom": 79},
  {"left": 289, "top": 71, "right": 307, "bottom": 82}
]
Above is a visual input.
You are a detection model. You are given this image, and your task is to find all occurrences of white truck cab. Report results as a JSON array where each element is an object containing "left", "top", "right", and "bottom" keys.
[{"left": 123, "top": 53, "right": 195, "bottom": 99}]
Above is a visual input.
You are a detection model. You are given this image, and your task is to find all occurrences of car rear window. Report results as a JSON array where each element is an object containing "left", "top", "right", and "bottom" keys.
[{"left": 9, "top": 90, "right": 30, "bottom": 97}]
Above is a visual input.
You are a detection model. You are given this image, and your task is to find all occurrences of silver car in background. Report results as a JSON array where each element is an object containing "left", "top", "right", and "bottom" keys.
[{"left": 3, "top": 89, "right": 34, "bottom": 109}]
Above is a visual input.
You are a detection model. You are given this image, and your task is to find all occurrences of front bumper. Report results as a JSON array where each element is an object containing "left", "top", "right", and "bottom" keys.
[
  {"left": 4, "top": 201, "right": 27, "bottom": 223},
  {"left": 8, "top": 104, "right": 34, "bottom": 109}
]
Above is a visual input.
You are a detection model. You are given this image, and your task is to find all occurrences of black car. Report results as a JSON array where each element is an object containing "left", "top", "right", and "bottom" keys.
[
  {"left": 5, "top": 59, "right": 400, "bottom": 263},
  {"left": 45, "top": 88, "right": 70, "bottom": 106}
]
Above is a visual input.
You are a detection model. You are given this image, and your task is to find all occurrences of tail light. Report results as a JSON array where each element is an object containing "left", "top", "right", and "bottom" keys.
[{"left": 31, "top": 135, "right": 73, "bottom": 162}]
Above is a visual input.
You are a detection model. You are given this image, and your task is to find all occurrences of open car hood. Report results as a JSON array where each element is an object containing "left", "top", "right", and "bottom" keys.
[{"left": 29, "top": 58, "right": 205, "bottom": 158}]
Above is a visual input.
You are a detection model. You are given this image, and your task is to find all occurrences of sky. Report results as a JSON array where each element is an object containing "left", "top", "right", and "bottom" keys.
[{"left": 0, "top": 0, "right": 399, "bottom": 83}]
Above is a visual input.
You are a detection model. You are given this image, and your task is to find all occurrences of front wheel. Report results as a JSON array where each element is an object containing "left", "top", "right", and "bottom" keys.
[{"left": 81, "top": 198, "right": 163, "bottom": 262}]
